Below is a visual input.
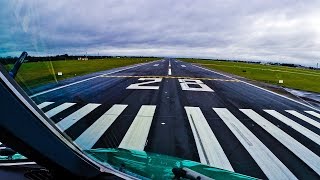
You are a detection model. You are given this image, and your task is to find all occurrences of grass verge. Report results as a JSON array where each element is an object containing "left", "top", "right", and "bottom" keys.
[
  {"left": 181, "top": 59, "right": 320, "bottom": 93},
  {"left": 4, "top": 57, "right": 159, "bottom": 88}
]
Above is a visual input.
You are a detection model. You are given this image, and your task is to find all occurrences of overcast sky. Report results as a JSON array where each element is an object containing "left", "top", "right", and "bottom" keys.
[{"left": 1, "top": 0, "right": 320, "bottom": 66}]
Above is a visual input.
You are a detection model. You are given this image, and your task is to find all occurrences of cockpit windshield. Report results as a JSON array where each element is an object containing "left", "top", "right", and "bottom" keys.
[{"left": 0, "top": 1, "right": 319, "bottom": 179}]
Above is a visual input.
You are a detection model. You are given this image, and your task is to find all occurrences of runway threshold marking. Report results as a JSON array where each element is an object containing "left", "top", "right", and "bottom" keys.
[
  {"left": 264, "top": 110, "right": 320, "bottom": 145},
  {"left": 45, "top": 103, "right": 76, "bottom": 118},
  {"left": 305, "top": 111, "right": 320, "bottom": 119},
  {"left": 37, "top": 102, "right": 54, "bottom": 109},
  {"left": 74, "top": 104, "right": 127, "bottom": 150},
  {"left": 185, "top": 107, "right": 234, "bottom": 171},
  {"left": 285, "top": 110, "right": 320, "bottom": 129},
  {"left": 118, "top": 105, "right": 156, "bottom": 151},
  {"left": 39, "top": 100, "right": 319, "bottom": 176},
  {"left": 100, "top": 75, "right": 239, "bottom": 82},
  {"left": 214, "top": 108, "right": 297, "bottom": 179},
  {"left": 56, "top": 103, "right": 101, "bottom": 131},
  {"left": 241, "top": 109, "right": 320, "bottom": 175}
]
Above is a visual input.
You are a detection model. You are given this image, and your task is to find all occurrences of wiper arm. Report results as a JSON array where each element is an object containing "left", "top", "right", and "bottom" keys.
[
  {"left": 9, "top": 51, "right": 28, "bottom": 78},
  {"left": 172, "top": 167, "right": 211, "bottom": 180}
]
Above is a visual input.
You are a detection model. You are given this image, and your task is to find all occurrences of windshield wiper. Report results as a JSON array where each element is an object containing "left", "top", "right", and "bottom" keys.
[
  {"left": 173, "top": 167, "right": 211, "bottom": 180},
  {"left": 9, "top": 51, "right": 28, "bottom": 78}
]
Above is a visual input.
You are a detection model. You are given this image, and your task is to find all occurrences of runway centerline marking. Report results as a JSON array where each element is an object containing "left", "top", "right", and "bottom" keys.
[
  {"left": 168, "top": 60, "right": 172, "bottom": 75},
  {"left": 100, "top": 75, "right": 239, "bottom": 82}
]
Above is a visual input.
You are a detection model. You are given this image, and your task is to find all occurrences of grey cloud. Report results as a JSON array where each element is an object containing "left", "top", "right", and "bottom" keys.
[{"left": 1, "top": 0, "right": 320, "bottom": 66}]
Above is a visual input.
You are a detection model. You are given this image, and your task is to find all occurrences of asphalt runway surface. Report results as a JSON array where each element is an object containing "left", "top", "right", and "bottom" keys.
[{"left": 30, "top": 59, "right": 320, "bottom": 179}]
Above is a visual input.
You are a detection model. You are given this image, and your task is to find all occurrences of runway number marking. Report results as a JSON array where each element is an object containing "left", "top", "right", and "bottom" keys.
[
  {"left": 126, "top": 78, "right": 162, "bottom": 90},
  {"left": 127, "top": 78, "right": 214, "bottom": 92},
  {"left": 179, "top": 79, "right": 214, "bottom": 92}
]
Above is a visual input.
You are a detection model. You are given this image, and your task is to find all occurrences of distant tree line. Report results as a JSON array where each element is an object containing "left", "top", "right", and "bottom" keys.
[
  {"left": 182, "top": 58, "right": 319, "bottom": 70},
  {"left": 0, "top": 54, "right": 159, "bottom": 65}
]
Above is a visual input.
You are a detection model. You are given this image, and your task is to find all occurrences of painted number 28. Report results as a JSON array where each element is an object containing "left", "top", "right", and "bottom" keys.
[{"left": 126, "top": 78, "right": 214, "bottom": 92}]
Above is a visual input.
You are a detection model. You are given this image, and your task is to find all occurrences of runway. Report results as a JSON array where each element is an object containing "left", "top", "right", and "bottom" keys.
[{"left": 30, "top": 59, "right": 320, "bottom": 179}]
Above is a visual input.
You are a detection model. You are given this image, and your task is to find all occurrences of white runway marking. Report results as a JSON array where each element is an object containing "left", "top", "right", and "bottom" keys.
[
  {"left": 241, "top": 109, "right": 320, "bottom": 175},
  {"left": 119, "top": 105, "right": 156, "bottom": 151},
  {"left": 37, "top": 102, "right": 54, "bottom": 109},
  {"left": 126, "top": 78, "right": 162, "bottom": 90},
  {"left": 265, "top": 110, "right": 320, "bottom": 145},
  {"left": 305, "top": 111, "right": 320, "bottom": 119},
  {"left": 30, "top": 61, "right": 157, "bottom": 98},
  {"left": 185, "top": 107, "right": 233, "bottom": 171},
  {"left": 214, "top": 108, "right": 296, "bottom": 179},
  {"left": 56, "top": 103, "right": 101, "bottom": 131},
  {"left": 181, "top": 65, "right": 186, "bottom": 67},
  {"left": 286, "top": 110, "right": 320, "bottom": 129},
  {"left": 168, "top": 60, "right": 172, "bottom": 75},
  {"left": 153, "top": 64, "right": 159, "bottom": 67},
  {"left": 45, "top": 103, "right": 76, "bottom": 118},
  {"left": 74, "top": 104, "right": 127, "bottom": 150},
  {"left": 179, "top": 79, "right": 214, "bottom": 92}
]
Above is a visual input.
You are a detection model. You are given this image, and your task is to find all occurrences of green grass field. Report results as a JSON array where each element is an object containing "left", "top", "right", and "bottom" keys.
[
  {"left": 181, "top": 59, "right": 320, "bottom": 93},
  {"left": 4, "top": 58, "right": 159, "bottom": 88}
]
